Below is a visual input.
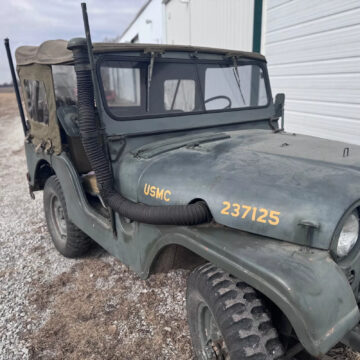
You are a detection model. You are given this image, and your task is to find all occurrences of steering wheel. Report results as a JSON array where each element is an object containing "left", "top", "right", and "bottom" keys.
[{"left": 204, "top": 95, "right": 232, "bottom": 109}]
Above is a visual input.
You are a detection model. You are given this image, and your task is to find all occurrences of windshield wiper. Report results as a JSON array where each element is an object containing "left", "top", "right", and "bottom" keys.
[
  {"left": 147, "top": 51, "right": 155, "bottom": 112},
  {"left": 232, "top": 56, "right": 246, "bottom": 105}
]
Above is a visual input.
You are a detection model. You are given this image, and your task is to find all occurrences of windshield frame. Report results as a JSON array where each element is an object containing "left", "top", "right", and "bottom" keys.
[{"left": 96, "top": 53, "right": 272, "bottom": 121}]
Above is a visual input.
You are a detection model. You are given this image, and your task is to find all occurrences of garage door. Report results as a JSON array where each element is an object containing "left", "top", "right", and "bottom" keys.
[{"left": 265, "top": 0, "right": 360, "bottom": 145}]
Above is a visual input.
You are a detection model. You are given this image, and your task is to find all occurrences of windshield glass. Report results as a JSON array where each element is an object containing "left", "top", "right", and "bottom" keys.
[
  {"left": 201, "top": 64, "right": 268, "bottom": 110},
  {"left": 99, "top": 58, "right": 269, "bottom": 119}
]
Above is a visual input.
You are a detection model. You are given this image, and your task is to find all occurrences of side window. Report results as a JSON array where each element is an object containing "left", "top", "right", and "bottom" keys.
[
  {"left": 104, "top": 67, "right": 141, "bottom": 107},
  {"left": 100, "top": 61, "right": 145, "bottom": 117},
  {"left": 164, "top": 79, "right": 195, "bottom": 112},
  {"left": 23, "top": 79, "right": 49, "bottom": 124},
  {"left": 52, "top": 65, "right": 77, "bottom": 107}
]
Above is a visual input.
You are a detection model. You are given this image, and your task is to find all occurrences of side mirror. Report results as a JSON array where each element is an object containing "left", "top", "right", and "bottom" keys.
[{"left": 274, "top": 93, "right": 285, "bottom": 130}]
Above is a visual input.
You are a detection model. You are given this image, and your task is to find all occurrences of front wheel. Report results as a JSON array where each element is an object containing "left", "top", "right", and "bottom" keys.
[
  {"left": 187, "top": 263, "right": 284, "bottom": 360},
  {"left": 43, "top": 175, "right": 92, "bottom": 258}
]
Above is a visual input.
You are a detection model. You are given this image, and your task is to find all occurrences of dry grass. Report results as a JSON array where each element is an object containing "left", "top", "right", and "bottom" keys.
[
  {"left": 25, "top": 256, "right": 193, "bottom": 360},
  {"left": 0, "top": 91, "right": 18, "bottom": 117}
]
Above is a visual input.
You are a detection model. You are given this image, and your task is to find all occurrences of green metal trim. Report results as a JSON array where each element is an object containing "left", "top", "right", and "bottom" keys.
[{"left": 253, "top": 0, "right": 263, "bottom": 53}]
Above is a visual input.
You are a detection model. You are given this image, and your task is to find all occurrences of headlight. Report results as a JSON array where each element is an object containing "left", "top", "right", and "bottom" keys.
[{"left": 337, "top": 211, "right": 359, "bottom": 258}]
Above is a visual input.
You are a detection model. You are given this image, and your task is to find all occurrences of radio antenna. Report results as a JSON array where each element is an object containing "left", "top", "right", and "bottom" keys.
[{"left": 4, "top": 38, "right": 27, "bottom": 135}]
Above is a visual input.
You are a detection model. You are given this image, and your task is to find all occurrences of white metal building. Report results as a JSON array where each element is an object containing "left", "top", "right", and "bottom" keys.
[
  {"left": 118, "top": 0, "right": 360, "bottom": 145},
  {"left": 119, "top": 0, "right": 165, "bottom": 44},
  {"left": 265, "top": 0, "right": 360, "bottom": 145},
  {"left": 164, "top": 0, "right": 255, "bottom": 51},
  {"left": 118, "top": 0, "right": 259, "bottom": 51}
]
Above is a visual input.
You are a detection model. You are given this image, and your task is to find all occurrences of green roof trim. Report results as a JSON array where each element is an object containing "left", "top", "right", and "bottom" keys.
[{"left": 252, "top": 0, "right": 263, "bottom": 53}]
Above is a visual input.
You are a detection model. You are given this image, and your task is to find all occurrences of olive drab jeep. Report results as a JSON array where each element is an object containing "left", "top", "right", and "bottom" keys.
[{"left": 4, "top": 3, "right": 360, "bottom": 359}]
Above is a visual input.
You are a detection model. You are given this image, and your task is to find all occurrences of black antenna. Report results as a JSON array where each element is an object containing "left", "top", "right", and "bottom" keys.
[
  {"left": 81, "top": 3, "right": 101, "bottom": 108},
  {"left": 4, "top": 38, "right": 27, "bottom": 135}
]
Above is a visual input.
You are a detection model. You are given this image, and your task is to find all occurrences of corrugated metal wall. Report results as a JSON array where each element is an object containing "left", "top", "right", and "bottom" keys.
[
  {"left": 165, "top": 0, "right": 254, "bottom": 51},
  {"left": 265, "top": 0, "right": 360, "bottom": 145}
]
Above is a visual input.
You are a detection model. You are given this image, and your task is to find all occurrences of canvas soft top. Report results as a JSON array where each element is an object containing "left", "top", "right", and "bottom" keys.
[{"left": 15, "top": 39, "right": 266, "bottom": 66}]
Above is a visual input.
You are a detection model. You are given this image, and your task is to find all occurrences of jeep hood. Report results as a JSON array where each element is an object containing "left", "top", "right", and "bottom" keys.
[{"left": 120, "top": 129, "right": 360, "bottom": 249}]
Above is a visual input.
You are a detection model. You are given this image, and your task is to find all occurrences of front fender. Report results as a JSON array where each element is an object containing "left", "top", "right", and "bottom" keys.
[{"left": 141, "top": 225, "right": 359, "bottom": 356}]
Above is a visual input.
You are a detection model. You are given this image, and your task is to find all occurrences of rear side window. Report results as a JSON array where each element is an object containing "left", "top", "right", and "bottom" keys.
[
  {"left": 52, "top": 65, "right": 77, "bottom": 107},
  {"left": 23, "top": 79, "right": 49, "bottom": 125}
]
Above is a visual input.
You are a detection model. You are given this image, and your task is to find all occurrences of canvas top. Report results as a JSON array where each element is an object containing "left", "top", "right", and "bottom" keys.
[{"left": 15, "top": 39, "right": 266, "bottom": 66}]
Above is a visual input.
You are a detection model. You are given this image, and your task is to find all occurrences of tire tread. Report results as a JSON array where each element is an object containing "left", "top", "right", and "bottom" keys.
[
  {"left": 187, "top": 264, "right": 284, "bottom": 360},
  {"left": 44, "top": 175, "right": 92, "bottom": 258}
]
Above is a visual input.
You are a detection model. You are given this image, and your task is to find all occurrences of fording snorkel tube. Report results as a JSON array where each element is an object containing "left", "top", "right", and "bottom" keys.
[{"left": 66, "top": 4, "right": 211, "bottom": 226}]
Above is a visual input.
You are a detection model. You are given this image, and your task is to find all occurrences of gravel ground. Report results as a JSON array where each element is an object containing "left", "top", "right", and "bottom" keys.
[
  {"left": 0, "top": 92, "right": 359, "bottom": 360},
  {"left": 0, "top": 92, "right": 193, "bottom": 360}
]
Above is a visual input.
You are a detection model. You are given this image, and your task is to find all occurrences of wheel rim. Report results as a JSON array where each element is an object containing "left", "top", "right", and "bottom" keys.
[
  {"left": 49, "top": 194, "right": 67, "bottom": 243},
  {"left": 197, "top": 302, "right": 229, "bottom": 360}
]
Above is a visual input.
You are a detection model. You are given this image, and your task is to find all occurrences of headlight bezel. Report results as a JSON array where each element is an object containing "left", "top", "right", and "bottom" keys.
[{"left": 332, "top": 206, "right": 360, "bottom": 262}]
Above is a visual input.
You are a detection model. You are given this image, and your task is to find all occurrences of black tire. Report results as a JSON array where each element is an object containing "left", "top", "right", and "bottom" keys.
[
  {"left": 43, "top": 175, "right": 92, "bottom": 258},
  {"left": 187, "top": 263, "right": 285, "bottom": 360}
]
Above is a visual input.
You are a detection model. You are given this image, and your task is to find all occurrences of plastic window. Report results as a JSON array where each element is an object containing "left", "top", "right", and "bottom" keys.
[
  {"left": 23, "top": 79, "right": 49, "bottom": 125},
  {"left": 52, "top": 65, "right": 77, "bottom": 107}
]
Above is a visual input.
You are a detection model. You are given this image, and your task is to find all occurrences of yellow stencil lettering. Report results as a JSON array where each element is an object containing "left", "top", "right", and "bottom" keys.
[
  {"left": 156, "top": 188, "right": 164, "bottom": 200},
  {"left": 257, "top": 208, "right": 268, "bottom": 223},
  {"left": 241, "top": 205, "right": 251, "bottom": 219},
  {"left": 269, "top": 211, "right": 280, "bottom": 226},
  {"left": 251, "top": 207, "right": 258, "bottom": 221},
  {"left": 221, "top": 201, "right": 231, "bottom": 215},
  {"left": 231, "top": 203, "right": 241, "bottom": 217},
  {"left": 164, "top": 190, "right": 171, "bottom": 202},
  {"left": 144, "top": 184, "right": 150, "bottom": 196}
]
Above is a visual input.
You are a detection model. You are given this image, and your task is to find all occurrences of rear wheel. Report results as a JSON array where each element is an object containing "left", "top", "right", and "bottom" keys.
[
  {"left": 187, "top": 263, "right": 285, "bottom": 360},
  {"left": 43, "top": 175, "right": 92, "bottom": 258}
]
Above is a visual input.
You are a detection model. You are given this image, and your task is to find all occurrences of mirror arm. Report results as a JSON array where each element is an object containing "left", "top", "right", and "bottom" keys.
[{"left": 271, "top": 93, "right": 285, "bottom": 133}]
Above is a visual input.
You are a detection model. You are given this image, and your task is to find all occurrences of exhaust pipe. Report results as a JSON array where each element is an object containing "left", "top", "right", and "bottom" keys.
[{"left": 67, "top": 5, "right": 211, "bottom": 226}]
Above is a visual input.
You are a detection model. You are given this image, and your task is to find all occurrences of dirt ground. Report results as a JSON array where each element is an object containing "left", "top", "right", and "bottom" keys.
[{"left": 0, "top": 91, "right": 359, "bottom": 360}]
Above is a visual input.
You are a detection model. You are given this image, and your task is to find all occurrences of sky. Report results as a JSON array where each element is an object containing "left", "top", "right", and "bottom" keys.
[{"left": 0, "top": 0, "right": 147, "bottom": 83}]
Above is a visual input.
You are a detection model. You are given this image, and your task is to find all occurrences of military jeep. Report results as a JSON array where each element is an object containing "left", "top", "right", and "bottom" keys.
[{"left": 4, "top": 3, "right": 360, "bottom": 359}]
